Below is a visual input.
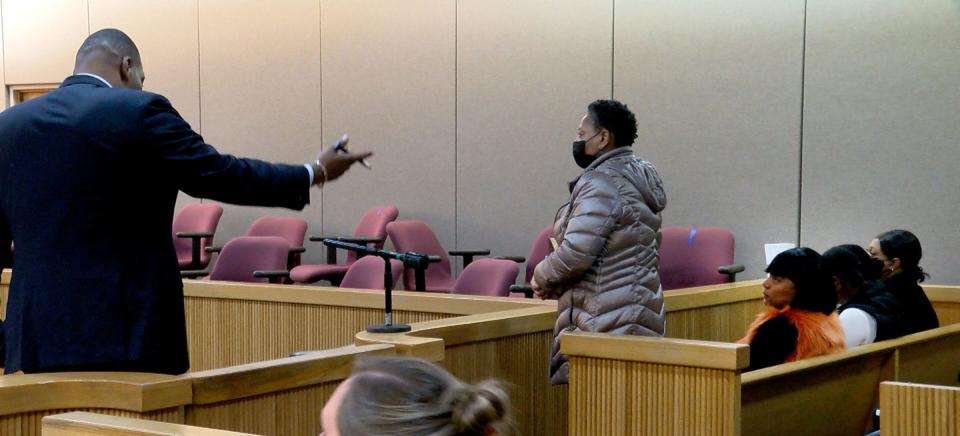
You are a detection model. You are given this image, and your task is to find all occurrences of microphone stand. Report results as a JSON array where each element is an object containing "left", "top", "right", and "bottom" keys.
[{"left": 322, "top": 238, "right": 434, "bottom": 333}]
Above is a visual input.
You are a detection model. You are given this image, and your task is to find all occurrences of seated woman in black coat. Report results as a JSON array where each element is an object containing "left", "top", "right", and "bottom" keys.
[
  {"left": 868, "top": 229, "right": 939, "bottom": 335},
  {"left": 822, "top": 244, "right": 903, "bottom": 346},
  {"left": 738, "top": 247, "right": 845, "bottom": 371}
]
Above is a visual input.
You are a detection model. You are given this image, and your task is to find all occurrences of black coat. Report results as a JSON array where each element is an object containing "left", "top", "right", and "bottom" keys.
[
  {"left": 0, "top": 75, "right": 310, "bottom": 374},
  {"left": 839, "top": 280, "right": 905, "bottom": 341},
  {"left": 882, "top": 274, "right": 939, "bottom": 336}
]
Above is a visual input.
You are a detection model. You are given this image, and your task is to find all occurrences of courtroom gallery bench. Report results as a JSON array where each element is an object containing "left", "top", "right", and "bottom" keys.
[{"left": 561, "top": 284, "right": 960, "bottom": 436}]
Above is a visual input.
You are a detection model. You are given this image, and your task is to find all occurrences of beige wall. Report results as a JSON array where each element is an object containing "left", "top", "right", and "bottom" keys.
[
  {"left": 1, "top": 0, "right": 86, "bottom": 85},
  {"left": 614, "top": 0, "right": 806, "bottom": 278},
  {"left": 1, "top": 1, "right": 957, "bottom": 282},
  {"left": 320, "top": 0, "right": 457, "bottom": 253},
  {"left": 0, "top": 1, "right": 4, "bottom": 106},
  {"left": 197, "top": 0, "right": 323, "bottom": 248},
  {"left": 800, "top": 0, "right": 960, "bottom": 283},
  {"left": 456, "top": 0, "right": 611, "bottom": 266}
]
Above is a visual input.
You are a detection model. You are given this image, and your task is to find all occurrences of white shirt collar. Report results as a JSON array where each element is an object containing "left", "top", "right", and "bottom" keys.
[{"left": 76, "top": 73, "right": 113, "bottom": 88}]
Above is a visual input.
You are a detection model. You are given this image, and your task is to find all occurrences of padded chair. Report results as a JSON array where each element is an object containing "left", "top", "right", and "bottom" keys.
[
  {"left": 183, "top": 236, "right": 291, "bottom": 284},
  {"left": 386, "top": 220, "right": 490, "bottom": 292},
  {"left": 505, "top": 225, "right": 555, "bottom": 298},
  {"left": 452, "top": 258, "right": 520, "bottom": 297},
  {"left": 339, "top": 256, "right": 404, "bottom": 291},
  {"left": 659, "top": 226, "right": 745, "bottom": 290},
  {"left": 172, "top": 203, "right": 223, "bottom": 270},
  {"left": 290, "top": 205, "right": 399, "bottom": 285},
  {"left": 207, "top": 216, "right": 308, "bottom": 271}
]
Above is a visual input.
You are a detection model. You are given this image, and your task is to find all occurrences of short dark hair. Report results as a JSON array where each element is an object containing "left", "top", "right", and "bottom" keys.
[
  {"left": 822, "top": 244, "right": 870, "bottom": 292},
  {"left": 587, "top": 99, "right": 638, "bottom": 147},
  {"left": 766, "top": 247, "right": 836, "bottom": 315},
  {"left": 77, "top": 28, "right": 141, "bottom": 64},
  {"left": 877, "top": 229, "right": 928, "bottom": 283}
]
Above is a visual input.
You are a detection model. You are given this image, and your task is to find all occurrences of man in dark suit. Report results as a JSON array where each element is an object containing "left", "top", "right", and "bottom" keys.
[{"left": 0, "top": 29, "right": 371, "bottom": 374}]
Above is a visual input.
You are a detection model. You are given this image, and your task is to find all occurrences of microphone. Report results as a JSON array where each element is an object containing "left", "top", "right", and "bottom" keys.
[
  {"left": 321, "top": 238, "right": 434, "bottom": 269},
  {"left": 321, "top": 238, "right": 440, "bottom": 333}
]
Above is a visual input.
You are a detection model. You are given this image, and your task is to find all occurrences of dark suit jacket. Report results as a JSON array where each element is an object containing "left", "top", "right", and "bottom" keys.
[{"left": 0, "top": 75, "right": 311, "bottom": 374}]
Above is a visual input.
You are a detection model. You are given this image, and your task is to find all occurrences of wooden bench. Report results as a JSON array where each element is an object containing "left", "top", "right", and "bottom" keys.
[{"left": 562, "top": 317, "right": 960, "bottom": 435}]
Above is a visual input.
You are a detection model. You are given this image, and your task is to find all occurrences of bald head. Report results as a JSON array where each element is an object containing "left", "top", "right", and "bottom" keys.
[{"left": 74, "top": 29, "right": 145, "bottom": 90}]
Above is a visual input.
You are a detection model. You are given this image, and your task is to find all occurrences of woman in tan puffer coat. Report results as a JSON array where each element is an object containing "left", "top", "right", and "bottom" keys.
[{"left": 532, "top": 99, "right": 667, "bottom": 384}]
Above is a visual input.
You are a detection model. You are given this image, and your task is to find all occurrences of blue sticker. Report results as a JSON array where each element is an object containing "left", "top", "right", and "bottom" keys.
[{"left": 687, "top": 227, "right": 698, "bottom": 247}]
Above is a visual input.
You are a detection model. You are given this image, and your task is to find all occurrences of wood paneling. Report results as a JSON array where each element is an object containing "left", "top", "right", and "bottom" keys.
[
  {"left": 184, "top": 295, "right": 451, "bottom": 370},
  {"left": 356, "top": 305, "right": 565, "bottom": 436},
  {"left": 187, "top": 383, "right": 334, "bottom": 436},
  {"left": 180, "top": 280, "right": 549, "bottom": 370},
  {"left": 1, "top": 0, "right": 87, "bottom": 85},
  {"left": 881, "top": 382, "right": 960, "bottom": 436},
  {"left": 443, "top": 331, "right": 567, "bottom": 436},
  {"left": 568, "top": 356, "right": 740, "bottom": 436}
]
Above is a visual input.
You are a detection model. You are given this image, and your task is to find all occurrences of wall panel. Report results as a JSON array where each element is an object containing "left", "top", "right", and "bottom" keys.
[
  {"left": 1, "top": 0, "right": 87, "bottom": 85},
  {"left": 456, "top": 0, "right": 612, "bottom": 266},
  {"left": 0, "top": 1, "right": 5, "bottom": 108},
  {"left": 320, "top": 0, "right": 456, "bottom": 257},
  {"left": 800, "top": 0, "right": 960, "bottom": 283},
  {"left": 198, "top": 0, "right": 322, "bottom": 256},
  {"left": 89, "top": 0, "right": 200, "bottom": 131},
  {"left": 613, "top": 0, "right": 806, "bottom": 278}
]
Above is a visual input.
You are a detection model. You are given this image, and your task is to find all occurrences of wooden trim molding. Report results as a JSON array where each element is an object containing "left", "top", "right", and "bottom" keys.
[
  {"left": 561, "top": 331, "right": 750, "bottom": 370},
  {"left": 43, "top": 411, "right": 257, "bottom": 436},
  {"left": 0, "top": 372, "right": 190, "bottom": 414}
]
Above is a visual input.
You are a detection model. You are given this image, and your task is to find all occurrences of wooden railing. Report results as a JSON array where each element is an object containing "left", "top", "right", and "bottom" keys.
[{"left": 880, "top": 381, "right": 960, "bottom": 436}]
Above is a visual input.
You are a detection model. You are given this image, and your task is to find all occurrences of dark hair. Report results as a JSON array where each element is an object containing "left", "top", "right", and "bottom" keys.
[
  {"left": 766, "top": 247, "right": 836, "bottom": 315},
  {"left": 77, "top": 28, "right": 141, "bottom": 64},
  {"left": 877, "top": 229, "right": 929, "bottom": 283},
  {"left": 587, "top": 99, "right": 638, "bottom": 147},
  {"left": 821, "top": 243, "right": 884, "bottom": 287},
  {"left": 337, "top": 357, "right": 514, "bottom": 436}
]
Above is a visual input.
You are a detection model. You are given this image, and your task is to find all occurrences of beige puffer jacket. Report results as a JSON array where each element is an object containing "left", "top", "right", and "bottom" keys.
[{"left": 534, "top": 147, "right": 667, "bottom": 384}]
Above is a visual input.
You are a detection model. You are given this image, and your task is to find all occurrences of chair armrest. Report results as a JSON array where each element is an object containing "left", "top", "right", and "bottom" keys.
[
  {"left": 718, "top": 264, "right": 745, "bottom": 275},
  {"left": 509, "top": 285, "right": 534, "bottom": 298},
  {"left": 180, "top": 270, "right": 209, "bottom": 279},
  {"left": 253, "top": 270, "right": 291, "bottom": 284},
  {"left": 448, "top": 249, "right": 491, "bottom": 256},
  {"left": 204, "top": 246, "right": 222, "bottom": 254},
  {"left": 448, "top": 249, "right": 491, "bottom": 267},
  {"left": 175, "top": 231, "right": 214, "bottom": 239},
  {"left": 498, "top": 256, "right": 526, "bottom": 263},
  {"left": 289, "top": 246, "right": 306, "bottom": 254},
  {"left": 176, "top": 232, "right": 214, "bottom": 269}
]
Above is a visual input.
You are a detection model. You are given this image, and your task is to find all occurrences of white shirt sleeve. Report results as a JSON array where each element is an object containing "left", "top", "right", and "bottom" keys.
[
  {"left": 304, "top": 163, "right": 314, "bottom": 186},
  {"left": 839, "top": 308, "right": 878, "bottom": 347}
]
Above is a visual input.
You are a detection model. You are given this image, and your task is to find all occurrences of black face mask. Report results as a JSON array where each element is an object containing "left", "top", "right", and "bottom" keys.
[{"left": 572, "top": 131, "right": 601, "bottom": 169}]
